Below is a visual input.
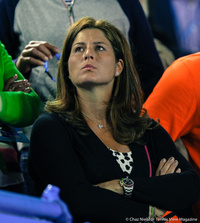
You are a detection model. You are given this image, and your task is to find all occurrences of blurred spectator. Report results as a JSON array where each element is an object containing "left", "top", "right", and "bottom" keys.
[
  {"left": 0, "top": 41, "right": 40, "bottom": 193},
  {"left": 147, "top": 0, "right": 200, "bottom": 59}
]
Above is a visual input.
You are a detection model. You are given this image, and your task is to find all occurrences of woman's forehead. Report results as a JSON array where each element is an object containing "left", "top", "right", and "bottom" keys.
[{"left": 73, "top": 28, "right": 110, "bottom": 44}]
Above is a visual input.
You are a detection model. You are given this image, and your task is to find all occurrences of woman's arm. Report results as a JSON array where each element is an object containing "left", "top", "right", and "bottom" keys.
[
  {"left": 95, "top": 156, "right": 181, "bottom": 195},
  {"left": 132, "top": 123, "right": 199, "bottom": 211}
]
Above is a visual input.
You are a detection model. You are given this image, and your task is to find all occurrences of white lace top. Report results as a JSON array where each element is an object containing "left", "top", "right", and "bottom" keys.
[{"left": 107, "top": 147, "right": 133, "bottom": 174}]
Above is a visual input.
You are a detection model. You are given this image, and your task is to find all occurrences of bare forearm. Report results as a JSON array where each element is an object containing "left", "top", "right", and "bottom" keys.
[{"left": 95, "top": 179, "right": 123, "bottom": 195}]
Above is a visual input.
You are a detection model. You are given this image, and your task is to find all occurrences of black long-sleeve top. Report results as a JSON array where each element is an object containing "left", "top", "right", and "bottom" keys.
[{"left": 29, "top": 113, "right": 199, "bottom": 223}]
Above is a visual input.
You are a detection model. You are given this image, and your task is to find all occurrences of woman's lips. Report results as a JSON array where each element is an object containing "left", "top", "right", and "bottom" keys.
[{"left": 82, "top": 64, "right": 96, "bottom": 70}]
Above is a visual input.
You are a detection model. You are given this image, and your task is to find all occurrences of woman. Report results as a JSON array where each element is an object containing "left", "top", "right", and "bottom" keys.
[
  {"left": 29, "top": 17, "right": 199, "bottom": 222},
  {"left": 0, "top": 41, "right": 40, "bottom": 192}
]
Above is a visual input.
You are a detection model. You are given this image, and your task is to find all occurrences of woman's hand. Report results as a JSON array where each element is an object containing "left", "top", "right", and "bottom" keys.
[
  {"left": 94, "top": 179, "right": 123, "bottom": 195},
  {"left": 3, "top": 75, "right": 31, "bottom": 93},
  {"left": 156, "top": 157, "right": 181, "bottom": 176}
]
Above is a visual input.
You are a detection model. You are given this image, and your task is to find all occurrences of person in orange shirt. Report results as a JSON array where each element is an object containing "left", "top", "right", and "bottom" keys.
[{"left": 144, "top": 52, "right": 200, "bottom": 221}]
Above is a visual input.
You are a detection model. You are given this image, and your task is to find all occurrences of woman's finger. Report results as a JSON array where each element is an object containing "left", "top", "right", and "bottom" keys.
[
  {"left": 176, "top": 168, "right": 181, "bottom": 173},
  {"left": 166, "top": 160, "right": 179, "bottom": 174},
  {"left": 156, "top": 158, "right": 166, "bottom": 176},
  {"left": 157, "top": 157, "right": 180, "bottom": 176}
]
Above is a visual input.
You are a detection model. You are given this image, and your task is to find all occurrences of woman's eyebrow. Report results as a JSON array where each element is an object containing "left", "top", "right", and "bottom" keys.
[
  {"left": 93, "top": 42, "right": 108, "bottom": 46},
  {"left": 73, "top": 41, "right": 108, "bottom": 46},
  {"left": 73, "top": 42, "right": 85, "bottom": 47}
]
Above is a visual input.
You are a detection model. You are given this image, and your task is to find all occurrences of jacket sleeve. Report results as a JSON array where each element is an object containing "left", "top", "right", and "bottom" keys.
[
  {"left": 132, "top": 122, "right": 199, "bottom": 212},
  {"left": 0, "top": 42, "right": 41, "bottom": 127},
  {"left": 0, "top": 91, "right": 41, "bottom": 127}
]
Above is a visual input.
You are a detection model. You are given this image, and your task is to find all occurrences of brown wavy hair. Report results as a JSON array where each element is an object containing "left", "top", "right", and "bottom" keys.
[{"left": 45, "top": 17, "right": 152, "bottom": 144}]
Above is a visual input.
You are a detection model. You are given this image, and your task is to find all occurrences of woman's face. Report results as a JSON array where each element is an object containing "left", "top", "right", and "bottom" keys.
[{"left": 68, "top": 28, "right": 123, "bottom": 90}]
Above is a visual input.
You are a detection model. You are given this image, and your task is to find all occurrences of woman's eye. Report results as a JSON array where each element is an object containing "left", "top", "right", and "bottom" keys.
[
  {"left": 75, "top": 47, "right": 84, "bottom": 52},
  {"left": 96, "top": 46, "right": 105, "bottom": 51}
]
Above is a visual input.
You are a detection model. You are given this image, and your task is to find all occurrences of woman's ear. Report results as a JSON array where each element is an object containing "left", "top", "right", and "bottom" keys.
[{"left": 115, "top": 59, "right": 124, "bottom": 77}]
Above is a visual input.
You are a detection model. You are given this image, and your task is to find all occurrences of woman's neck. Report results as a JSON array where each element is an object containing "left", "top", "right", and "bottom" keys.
[{"left": 77, "top": 86, "right": 111, "bottom": 121}]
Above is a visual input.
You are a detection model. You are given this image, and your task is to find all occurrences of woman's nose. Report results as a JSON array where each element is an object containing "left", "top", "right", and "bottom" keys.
[{"left": 84, "top": 48, "right": 94, "bottom": 60}]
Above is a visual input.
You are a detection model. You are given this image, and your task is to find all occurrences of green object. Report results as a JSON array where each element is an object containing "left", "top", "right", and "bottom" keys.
[{"left": 0, "top": 41, "right": 41, "bottom": 127}]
